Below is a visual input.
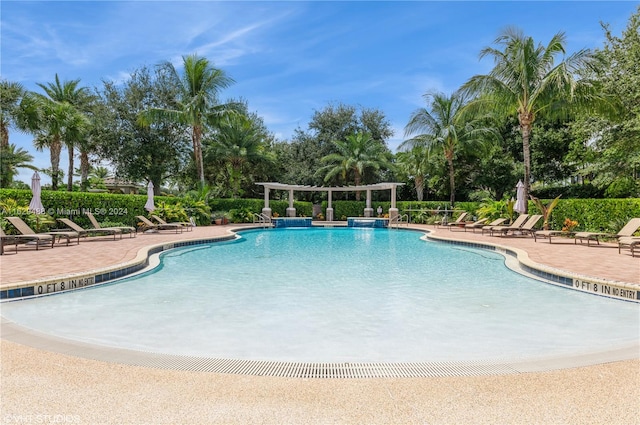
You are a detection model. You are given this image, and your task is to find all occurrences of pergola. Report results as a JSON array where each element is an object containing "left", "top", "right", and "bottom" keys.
[{"left": 255, "top": 182, "right": 405, "bottom": 221}]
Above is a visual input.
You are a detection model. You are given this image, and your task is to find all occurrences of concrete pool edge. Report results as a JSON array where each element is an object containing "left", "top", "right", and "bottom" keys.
[
  {"left": 2, "top": 317, "right": 638, "bottom": 378},
  {"left": 423, "top": 228, "right": 640, "bottom": 303},
  {"left": 0, "top": 226, "right": 248, "bottom": 300}
]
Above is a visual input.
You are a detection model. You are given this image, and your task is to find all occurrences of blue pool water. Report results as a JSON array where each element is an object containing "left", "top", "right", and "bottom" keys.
[{"left": 2, "top": 228, "right": 638, "bottom": 362}]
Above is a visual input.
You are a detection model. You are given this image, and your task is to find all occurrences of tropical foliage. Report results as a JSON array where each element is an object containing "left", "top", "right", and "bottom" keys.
[
  {"left": 1, "top": 7, "right": 638, "bottom": 209},
  {"left": 138, "top": 54, "right": 236, "bottom": 187},
  {"left": 317, "top": 131, "right": 392, "bottom": 199},
  {"left": 402, "top": 90, "right": 493, "bottom": 206},
  {"left": 462, "top": 27, "right": 616, "bottom": 207}
]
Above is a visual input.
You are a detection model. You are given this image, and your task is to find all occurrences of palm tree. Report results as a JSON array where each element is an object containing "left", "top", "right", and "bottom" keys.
[
  {"left": 318, "top": 132, "right": 392, "bottom": 200},
  {"left": 0, "top": 143, "right": 36, "bottom": 187},
  {"left": 396, "top": 145, "right": 431, "bottom": 201},
  {"left": 23, "top": 96, "right": 88, "bottom": 191},
  {"left": 0, "top": 79, "right": 26, "bottom": 148},
  {"left": 461, "top": 27, "right": 611, "bottom": 209},
  {"left": 140, "top": 54, "right": 235, "bottom": 187},
  {"left": 402, "top": 91, "right": 491, "bottom": 206},
  {"left": 35, "top": 74, "right": 91, "bottom": 191},
  {"left": 204, "top": 114, "right": 272, "bottom": 197}
]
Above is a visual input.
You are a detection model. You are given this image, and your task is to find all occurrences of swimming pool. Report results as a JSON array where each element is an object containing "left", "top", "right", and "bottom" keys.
[{"left": 3, "top": 227, "right": 638, "bottom": 368}]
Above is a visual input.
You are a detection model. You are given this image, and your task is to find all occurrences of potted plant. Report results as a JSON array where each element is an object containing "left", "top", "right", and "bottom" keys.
[{"left": 212, "top": 211, "right": 230, "bottom": 225}]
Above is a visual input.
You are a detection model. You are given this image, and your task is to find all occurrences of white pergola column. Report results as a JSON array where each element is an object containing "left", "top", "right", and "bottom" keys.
[
  {"left": 262, "top": 187, "right": 271, "bottom": 217},
  {"left": 388, "top": 186, "right": 399, "bottom": 220},
  {"left": 286, "top": 189, "right": 296, "bottom": 217},
  {"left": 326, "top": 190, "right": 334, "bottom": 222},
  {"left": 364, "top": 189, "right": 373, "bottom": 217}
]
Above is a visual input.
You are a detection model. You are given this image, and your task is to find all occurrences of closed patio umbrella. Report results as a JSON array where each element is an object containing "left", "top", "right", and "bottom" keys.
[
  {"left": 514, "top": 180, "right": 527, "bottom": 214},
  {"left": 144, "top": 181, "right": 155, "bottom": 212},
  {"left": 28, "top": 171, "right": 45, "bottom": 214}
]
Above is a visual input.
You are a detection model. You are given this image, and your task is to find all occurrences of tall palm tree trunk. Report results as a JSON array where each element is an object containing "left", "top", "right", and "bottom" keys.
[
  {"left": 79, "top": 150, "right": 90, "bottom": 191},
  {"left": 192, "top": 126, "right": 205, "bottom": 187},
  {"left": 415, "top": 176, "right": 424, "bottom": 201},
  {"left": 1, "top": 123, "right": 8, "bottom": 148},
  {"left": 354, "top": 170, "right": 362, "bottom": 201},
  {"left": 519, "top": 112, "right": 533, "bottom": 213},
  {"left": 49, "top": 140, "right": 61, "bottom": 191},
  {"left": 67, "top": 145, "right": 74, "bottom": 191},
  {"left": 446, "top": 154, "right": 456, "bottom": 207}
]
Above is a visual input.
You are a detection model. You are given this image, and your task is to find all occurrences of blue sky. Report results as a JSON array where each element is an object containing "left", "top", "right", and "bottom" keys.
[{"left": 2, "top": 1, "right": 637, "bottom": 185}]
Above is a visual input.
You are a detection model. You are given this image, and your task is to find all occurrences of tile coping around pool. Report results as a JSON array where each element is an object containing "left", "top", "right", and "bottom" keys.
[{"left": 1, "top": 225, "right": 639, "bottom": 303}]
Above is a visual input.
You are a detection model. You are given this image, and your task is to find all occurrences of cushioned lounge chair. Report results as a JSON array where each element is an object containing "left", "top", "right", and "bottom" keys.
[
  {"left": 438, "top": 212, "right": 468, "bottom": 229},
  {"left": 136, "top": 215, "right": 182, "bottom": 233},
  {"left": 5, "top": 216, "right": 78, "bottom": 246},
  {"left": 482, "top": 214, "right": 529, "bottom": 236},
  {"left": 1, "top": 227, "right": 53, "bottom": 254},
  {"left": 574, "top": 217, "right": 640, "bottom": 246},
  {"left": 618, "top": 236, "right": 640, "bottom": 257},
  {"left": 534, "top": 229, "right": 573, "bottom": 243},
  {"left": 466, "top": 218, "right": 505, "bottom": 233},
  {"left": 449, "top": 217, "right": 486, "bottom": 231},
  {"left": 496, "top": 214, "right": 543, "bottom": 237},
  {"left": 86, "top": 212, "right": 136, "bottom": 237},
  {"left": 57, "top": 218, "right": 121, "bottom": 240},
  {"left": 151, "top": 214, "right": 193, "bottom": 232}
]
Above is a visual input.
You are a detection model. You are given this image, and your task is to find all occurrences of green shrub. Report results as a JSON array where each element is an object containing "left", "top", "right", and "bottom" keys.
[
  {"left": 229, "top": 207, "right": 255, "bottom": 223},
  {"left": 535, "top": 198, "right": 640, "bottom": 232},
  {"left": 152, "top": 201, "right": 189, "bottom": 223},
  {"left": 209, "top": 198, "right": 313, "bottom": 218}
]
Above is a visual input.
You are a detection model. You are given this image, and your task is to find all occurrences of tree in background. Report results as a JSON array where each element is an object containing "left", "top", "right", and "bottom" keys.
[
  {"left": 204, "top": 111, "right": 274, "bottom": 198},
  {"left": 0, "top": 144, "right": 36, "bottom": 188},
  {"left": 462, "top": 27, "right": 614, "bottom": 209},
  {"left": 317, "top": 132, "right": 393, "bottom": 200},
  {"left": 395, "top": 145, "right": 432, "bottom": 201},
  {"left": 588, "top": 7, "right": 640, "bottom": 196},
  {"left": 20, "top": 75, "right": 90, "bottom": 191},
  {"left": 139, "top": 54, "right": 236, "bottom": 187},
  {"left": 96, "top": 66, "right": 190, "bottom": 194},
  {"left": 277, "top": 103, "right": 394, "bottom": 197},
  {"left": 0, "top": 79, "right": 26, "bottom": 148},
  {"left": 402, "top": 90, "right": 492, "bottom": 206},
  {"left": 35, "top": 75, "right": 92, "bottom": 191}
]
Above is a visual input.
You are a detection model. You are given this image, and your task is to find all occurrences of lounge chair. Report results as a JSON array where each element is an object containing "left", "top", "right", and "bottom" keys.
[
  {"left": 136, "top": 215, "right": 183, "bottom": 233},
  {"left": 86, "top": 212, "right": 136, "bottom": 237},
  {"left": 496, "top": 214, "right": 543, "bottom": 237},
  {"left": 618, "top": 236, "right": 640, "bottom": 257},
  {"left": 1, "top": 227, "right": 54, "bottom": 254},
  {"left": 441, "top": 212, "right": 468, "bottom": 229},
  {"left": 151, "top": 214, "right": 193, "bottom": 232},
  {"left": 5, "top": 216, "right": 79, "bottom": 246},
  {"left": 57, "top": 218, "right": 121, "bottom": 240},
  {"left": 482, "top": 214, "right": 528, "bottom": 236},
  {"left": 449, "top": 217, "right": 486, "bottom": 231},
  {"left": 466, "top": 218, "right": 505, "bottom": 233},
  {"left": 574, "top": 217, "right": 640, "bottom": 246},
  {"left": 534, "top": 229, "right": 573, "bottom": 244}
]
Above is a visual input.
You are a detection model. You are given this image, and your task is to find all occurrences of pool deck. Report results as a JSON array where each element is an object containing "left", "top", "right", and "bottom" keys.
[{"left": 1, "top": 223, "right": 639, "bottom": 424}]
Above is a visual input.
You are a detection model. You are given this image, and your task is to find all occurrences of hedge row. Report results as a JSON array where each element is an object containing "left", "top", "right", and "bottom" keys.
[
  {"left": 0, "top": 189, "right": 183, "bottom": 229},
  {"left": 2, "top": 189, "right": 638, "bottom": 232},
  {"left": 528, "top": 198, "right": 640, "bottom": 233},
  {"left": 209, "top": 199, "right": 313, "bottom": 218}
]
